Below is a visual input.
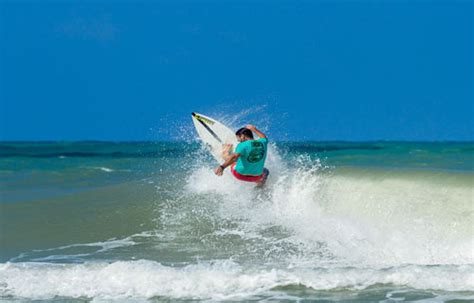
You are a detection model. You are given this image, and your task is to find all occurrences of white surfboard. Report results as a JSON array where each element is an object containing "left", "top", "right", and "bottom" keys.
[{"left": 191, "top": 112, "right": 238, "bottom": 162}]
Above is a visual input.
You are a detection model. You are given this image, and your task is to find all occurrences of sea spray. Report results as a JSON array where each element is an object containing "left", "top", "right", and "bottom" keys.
[
  {"left": 1, "top": 141, "right": 473, "bottom": 301},
  {"left": 184, "top": 142, "right": 474, "bottom": 268}
]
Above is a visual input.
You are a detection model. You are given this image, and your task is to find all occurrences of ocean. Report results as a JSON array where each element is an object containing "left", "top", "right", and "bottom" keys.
[{"left": 0, "top": 141, "right": 473, "bottom": 302}]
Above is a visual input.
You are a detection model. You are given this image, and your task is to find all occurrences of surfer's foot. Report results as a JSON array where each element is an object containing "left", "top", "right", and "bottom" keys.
[
  {"left": 255, "top": 168, "right": 269, "bottom": 188},
  {"left": 221, "top": 144, "right": 233, "bottom": 160}
]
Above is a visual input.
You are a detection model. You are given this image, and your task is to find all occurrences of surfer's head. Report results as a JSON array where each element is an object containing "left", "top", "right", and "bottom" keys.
[{"left": 235, "top": 127, "right": 254, "bottom": 142}]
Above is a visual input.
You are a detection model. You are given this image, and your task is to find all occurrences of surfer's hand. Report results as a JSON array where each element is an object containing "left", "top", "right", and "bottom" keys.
[
  {"left": 222, "top": 144, "right": 233, "bottom": 154},
  {"left": 245, "top": 125, "right": 267, "bottom": 139},
  {"left": 214, "top": 166, "right": 224, "bottom": 176}
]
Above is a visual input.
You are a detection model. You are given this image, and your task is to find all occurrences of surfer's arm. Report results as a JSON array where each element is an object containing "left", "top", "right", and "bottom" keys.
[
  {"left": 246, "top": 125, "right": 267, "bottom": 139},
  {"left": 214, "top": 153, "right": 240, "bottom": 176},
  {"left": 222, "top": 153, "right": 240, "bottom": 168}
]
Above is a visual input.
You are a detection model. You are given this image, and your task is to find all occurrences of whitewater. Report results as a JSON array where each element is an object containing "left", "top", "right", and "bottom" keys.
[{"left": 0, "top": 139, "right": 473, "bottom": 302}]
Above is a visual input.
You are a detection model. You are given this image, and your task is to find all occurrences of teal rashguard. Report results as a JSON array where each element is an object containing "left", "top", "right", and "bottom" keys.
[{"left": 234, "top": 138, "right": 268, "bottom": 176}]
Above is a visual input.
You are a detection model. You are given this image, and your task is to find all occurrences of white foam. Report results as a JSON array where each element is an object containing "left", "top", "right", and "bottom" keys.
[
  {"left": 86, "top": 166, "right": 133, "bottom": 173},
  {"left": 92, "top": 166, "right": 115, "bottom": 172},
  {"left": 185, "top": 146, "right": 474, "bottom": 267},
  {"left": 0, "top": 261, "right": 472, "bottom": 300}
]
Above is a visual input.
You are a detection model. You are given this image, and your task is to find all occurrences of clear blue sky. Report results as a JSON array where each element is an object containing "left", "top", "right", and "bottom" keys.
[{"left": 0, "top": 0, "right": 472, "bottom": 141}]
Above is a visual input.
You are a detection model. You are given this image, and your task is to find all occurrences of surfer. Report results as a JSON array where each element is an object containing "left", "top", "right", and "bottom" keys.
[{"left": 214, "top": 125, "right": 269, "bottom": 187}]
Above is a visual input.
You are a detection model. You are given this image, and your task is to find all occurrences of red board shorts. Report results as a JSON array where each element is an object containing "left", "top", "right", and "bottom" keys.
[{"left": 230, "top": 163, "right": 267, "bottom": 183}]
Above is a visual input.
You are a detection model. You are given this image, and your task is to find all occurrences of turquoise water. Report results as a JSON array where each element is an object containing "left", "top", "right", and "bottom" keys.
[{"left": 0, "top": 141, "right": 473, "bottom": 302}]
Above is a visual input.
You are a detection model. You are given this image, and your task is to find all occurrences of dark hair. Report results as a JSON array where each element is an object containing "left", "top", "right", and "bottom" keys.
[{"left": 235, "top": 127, "right": 254, "bottom": 139}]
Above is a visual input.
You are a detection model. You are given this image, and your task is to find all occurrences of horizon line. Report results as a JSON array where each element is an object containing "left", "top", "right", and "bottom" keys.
[{"left": 1, "top": 139, "right": 473, "bottom": 144}]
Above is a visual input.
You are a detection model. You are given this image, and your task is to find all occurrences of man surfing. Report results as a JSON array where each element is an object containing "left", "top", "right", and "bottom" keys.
[{"left": 214, "top": 125, "right": 269, "bottom": 187}]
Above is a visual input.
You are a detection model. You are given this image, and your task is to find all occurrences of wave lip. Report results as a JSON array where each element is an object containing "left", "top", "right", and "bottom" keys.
[{"left": 1, "top": 261, "right": 473, "bottom": 301}]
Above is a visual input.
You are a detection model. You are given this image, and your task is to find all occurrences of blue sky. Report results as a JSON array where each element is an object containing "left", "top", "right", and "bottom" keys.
[{"left": 1, "top": 0, "right": 472, "bottom": 141}]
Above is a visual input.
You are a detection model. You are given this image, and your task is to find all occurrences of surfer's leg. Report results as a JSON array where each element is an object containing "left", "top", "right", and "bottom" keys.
[
  {"left": 256, "top": 168, "right": 270, "bottom": 188},
  {"left": 221, "top": 144, "right": 233, "bottom": 161}
]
